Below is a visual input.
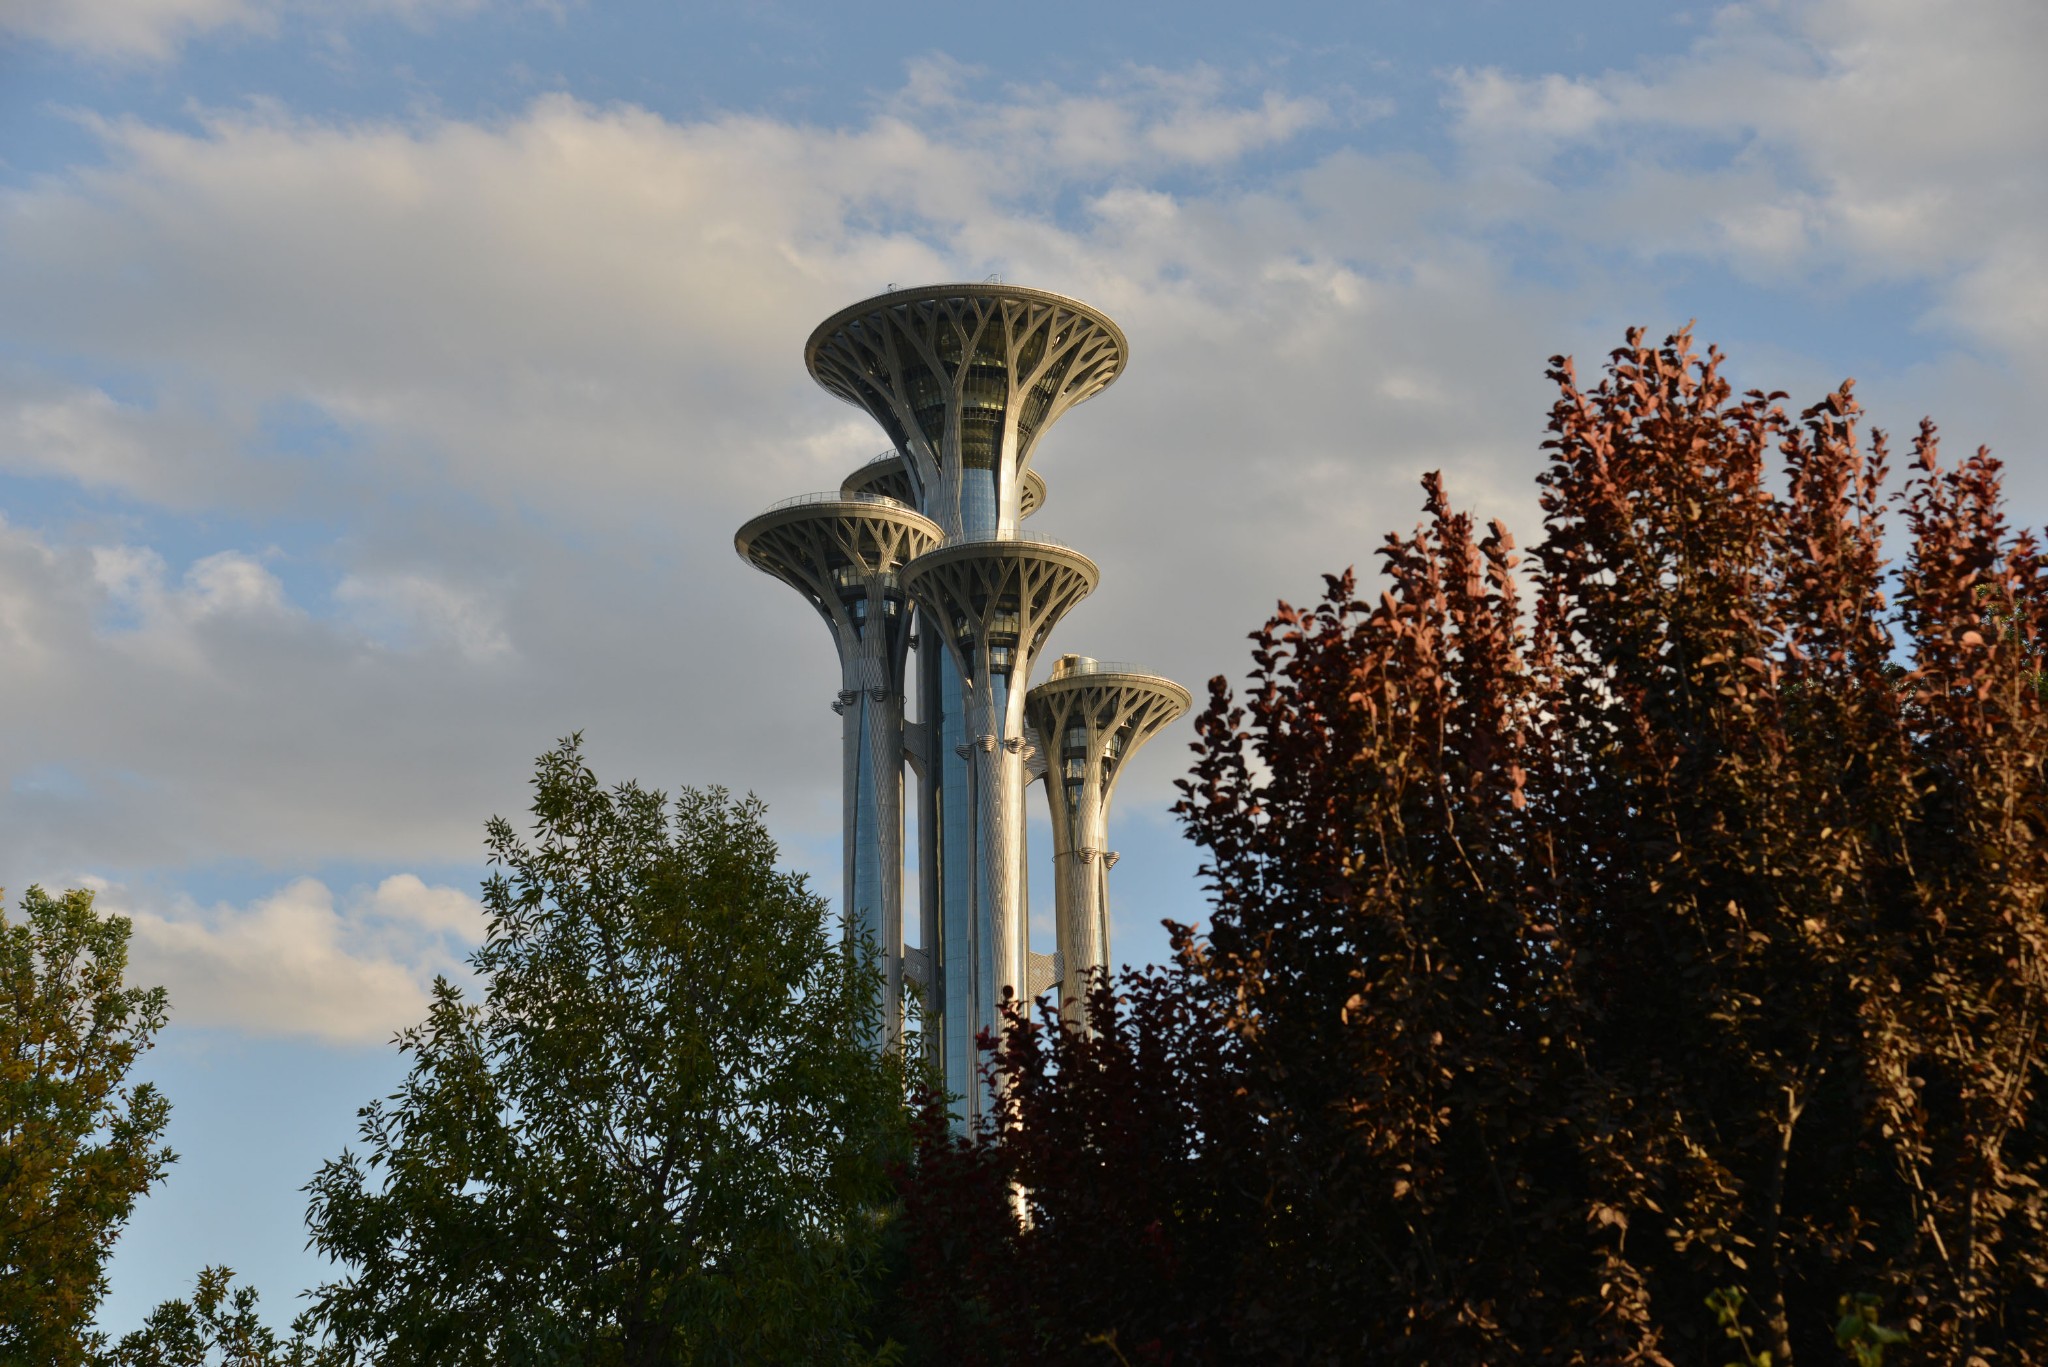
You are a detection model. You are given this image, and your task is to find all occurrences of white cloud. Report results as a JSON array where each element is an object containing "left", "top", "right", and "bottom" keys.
[
  {"left": 1447, "top": 68, "right": 1614, "bottom": 146},
  {"left": 0, "top": 0, "right": 271, "bottom": 62},
  {"left": 0, "top": 384, "right": 154, "bottom": 488},
  {"left": 104, "top": 873, "right": 486, "bottom": 1042},
  {"left": 0, "top": 513, "right": 586, "bottom": 875},
  {"left": 0, "top": 0, "right": 493, "bottom": 62},
  {"left": 367, "top": 871, "right": 487, "bottom": 939},
  {"left": 0, "top": 27, "right": 2037, "bottom": 944},
  {"left": 1445, "top": 0, "right": 2048, "bottom": 356},
  {"left": 336, "top": 571, "right": 512, "bottom": 661}
]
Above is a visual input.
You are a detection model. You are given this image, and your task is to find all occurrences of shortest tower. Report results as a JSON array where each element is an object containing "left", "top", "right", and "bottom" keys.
[{"left": 1024, "top": 656, "right": 1190, "bottom": 1029}]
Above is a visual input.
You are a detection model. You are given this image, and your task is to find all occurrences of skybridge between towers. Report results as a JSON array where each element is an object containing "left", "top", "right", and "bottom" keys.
[{"left": 738, "top": 283, "right": 1187, "bottom": 1127}]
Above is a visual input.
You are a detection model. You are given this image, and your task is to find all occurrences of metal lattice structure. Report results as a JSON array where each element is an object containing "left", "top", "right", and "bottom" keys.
[
  {"left": 1025, "top": 657, "right": 1191, "bottom": 1028},
  {"left": 734, "top": 494, "right": 943, "bottom": 1046},
  {"left": 745, "top": 283, "right": 1186, "bottom": 1129},
  {"left": 806, "top": 286, "right": 1125, "bottom": 537}
]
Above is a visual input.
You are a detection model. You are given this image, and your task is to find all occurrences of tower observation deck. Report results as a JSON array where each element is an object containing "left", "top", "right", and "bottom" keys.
[
  {"left": 745, "top": 283, "right": 1183, "bottom": 1128},
  {"left": 806, "top": 286, "right": 1125, "bottom": 537}
]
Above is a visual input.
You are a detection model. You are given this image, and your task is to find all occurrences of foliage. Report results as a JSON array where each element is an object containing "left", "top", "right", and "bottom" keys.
[
  {"left": 103, "top": 1267, "right": 331, "bottom": 1367},
  {"left": 895, "top": 970, "right": 1259, "bottom": 1365},
  {"left": 899, "top": 330, "right": 2048, "bottom": 1363},
  {"left": 301, "top": 736, "right": 912, "bottom": 1366},
  {"left": 0, "top": 886, "right": 173, "bottom": 1367},
  {"left": 1833, "top": 1293, "right": 1910, "bottom": 1367}
]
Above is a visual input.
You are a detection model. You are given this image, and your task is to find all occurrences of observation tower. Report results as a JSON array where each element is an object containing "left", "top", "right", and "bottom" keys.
[
  {"left": 734, "top": 493, "right": 942, "bottom": 1045},
  {"left": 742, "top": 282, "right": 1184, "bottom": 1127},
  {"left": 1025, "top": 656, "right": 1191, "bottom": 1029}
]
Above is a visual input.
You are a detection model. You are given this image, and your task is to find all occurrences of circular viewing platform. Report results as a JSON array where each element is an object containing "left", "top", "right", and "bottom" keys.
[
  {"left": 804, "top": 283, "right": 1129, "bottom": 391},
  {"left": 907, "top": 528, "right": 1098, "bottom": 569},
  {"left": 1032, "top": 655, "right": 1192, "bottom": 709},
  {"left": 734, "top": 493, "right": 943, "bottom": 573}
]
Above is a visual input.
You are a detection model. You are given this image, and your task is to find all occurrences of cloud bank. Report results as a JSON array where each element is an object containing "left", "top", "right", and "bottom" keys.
[
  {"left": 87, "top": 872, "right": 485, "bottom": 1042},
  {"left": 2, "top": 0, "right": 2040, "bottom": 1037}
]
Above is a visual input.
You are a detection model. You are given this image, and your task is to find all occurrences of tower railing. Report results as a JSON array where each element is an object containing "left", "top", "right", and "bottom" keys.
[
  {"left": 758, "top": 490, "right": 915, "bottom": 514},
  {"left": 935, "top": 528, "right": 1083, "bottom": 552},
  {"left": 1044, "top": 659, "right": 1173, "bottom": 681}
]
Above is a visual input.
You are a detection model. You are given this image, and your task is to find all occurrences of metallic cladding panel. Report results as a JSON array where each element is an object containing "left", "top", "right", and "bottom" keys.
[{"left": 933, "top": 640, "right": 977, "bottom": 1124}]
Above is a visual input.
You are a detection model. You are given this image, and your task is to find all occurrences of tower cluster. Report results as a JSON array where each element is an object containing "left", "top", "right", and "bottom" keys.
[{"left": 736, "top": 285, "right": 1188, "bottom": 1125}]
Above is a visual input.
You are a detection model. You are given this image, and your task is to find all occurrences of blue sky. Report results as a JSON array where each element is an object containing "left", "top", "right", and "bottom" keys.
[{"left": 1, "top": 0, "right": 2040, "bottom": 1336}]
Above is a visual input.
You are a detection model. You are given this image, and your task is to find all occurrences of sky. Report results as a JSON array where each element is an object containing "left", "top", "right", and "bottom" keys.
[{"left": 0, "top": 0, "right": 2041, "bottom": 1336}]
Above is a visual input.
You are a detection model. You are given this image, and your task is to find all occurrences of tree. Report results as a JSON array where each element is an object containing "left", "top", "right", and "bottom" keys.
[
  {"left": 301, "top": 736, "right": 913, "bottom": 1366},
  {"left": 895, "top": 969, "right": 1260, "bottom": 1366},
  {"left": 899, "top": 329, "right": 2048, "bottom": 1363},
  {"left": 1, "top": 886, "right": 173, "bottom": 1367},
  {"left": 104, "top": 1267, "right": 330, "bottom": 1367}
]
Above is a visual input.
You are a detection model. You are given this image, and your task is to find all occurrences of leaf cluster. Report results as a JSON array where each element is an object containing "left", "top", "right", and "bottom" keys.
[{"left": 103, "top": 1266, "right": 333, "bottom": 1367}]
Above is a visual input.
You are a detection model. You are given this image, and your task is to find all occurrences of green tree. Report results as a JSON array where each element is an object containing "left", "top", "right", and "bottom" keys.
[
  {"left": 104, "top": 1267, "right": 330, "bottom": 1367},
  {"left": 302, "top": 736, "right": 912, "bottom": 1366},
  {"left": 0, "top": 886, "right": 173, "bottom": 1367}
]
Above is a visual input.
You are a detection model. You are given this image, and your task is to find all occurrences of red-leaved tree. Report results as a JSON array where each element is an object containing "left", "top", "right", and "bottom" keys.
[{"left": 898, "top": 329, "right": 2048, "bottom": 1366}]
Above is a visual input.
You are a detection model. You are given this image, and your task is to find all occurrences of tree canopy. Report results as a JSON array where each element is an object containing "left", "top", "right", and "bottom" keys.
[
  {"left": 0, "top": 886, "right": 172, "bottom": 1367},
  {"left": 900, "top": 329, "right": 2048, "bottom": 1365},
  {"left": 301, "top": 737, "right": 912, "bottom": 1366},
  {"left": 104, "top": 1266, "right": 329, "bottom": 1367}
]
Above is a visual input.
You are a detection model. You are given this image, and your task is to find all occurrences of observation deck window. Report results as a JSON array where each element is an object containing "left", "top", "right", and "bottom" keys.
[
  {"left": 1014, "top": 322, "right": 1047, "bottom": 376},
  {"left": 963, "top": 370, "right": 1008, "bottom": 411}
]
